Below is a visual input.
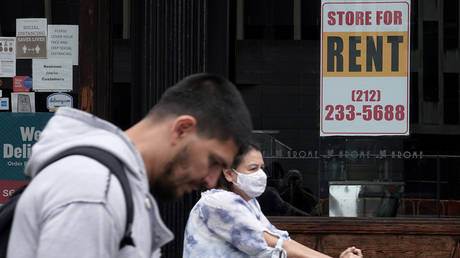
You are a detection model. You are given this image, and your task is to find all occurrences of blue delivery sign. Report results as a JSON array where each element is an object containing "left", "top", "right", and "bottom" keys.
[{"left": 0, "top": 113, "right": 52, "bottom": 181}]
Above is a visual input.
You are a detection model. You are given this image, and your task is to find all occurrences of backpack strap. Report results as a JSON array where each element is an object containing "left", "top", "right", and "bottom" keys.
[{"left": 36, "top": 146, "right": 135, "bottom": 249}]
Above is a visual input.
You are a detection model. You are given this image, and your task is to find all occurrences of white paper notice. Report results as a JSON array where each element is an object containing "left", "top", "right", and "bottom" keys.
[
  {"left": 0, "top": 97, "right": 9, "bottom": 110},
  {"left": 11, "top": 92, "right": 35, "bottom": 112},
  {"left": 0, "top": 37, "right": 16, "bottom": 77},
  {"left": 16, "top": 18, "right": 47, "bottom": 59},
  {"left": 47, "top": 25, "right": 79, "bottom": 65},
  {"left": 32, "top": 59, "right": 72, "bottom": 92}
]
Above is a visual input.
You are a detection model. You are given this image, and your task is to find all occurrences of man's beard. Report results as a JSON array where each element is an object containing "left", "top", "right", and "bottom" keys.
[{"left": 151, "top": 146, "right": 190, "bottom": 202}]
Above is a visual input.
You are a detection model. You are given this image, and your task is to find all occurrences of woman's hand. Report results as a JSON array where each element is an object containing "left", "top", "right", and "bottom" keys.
[{"left": 339, "top": 247, "right": 363, "bottom": 258}]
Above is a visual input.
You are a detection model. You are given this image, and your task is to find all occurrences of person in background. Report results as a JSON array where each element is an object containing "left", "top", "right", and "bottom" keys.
[
  {"left": 258, "top": 167, "right": 319, "bottom": 216},
  {"left": 183, "top": 142, "right": 363, "bottom": 258},
  {"left": 8, "top": 73, "right": 253, "bottom": 258},
  {"left": 279, "top": 169, "right": 319, "bottom": 215}
]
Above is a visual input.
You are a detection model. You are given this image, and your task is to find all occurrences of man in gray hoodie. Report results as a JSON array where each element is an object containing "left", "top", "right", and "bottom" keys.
[{"left": 7, "top": 73, "right": 253, "bottom": 258}]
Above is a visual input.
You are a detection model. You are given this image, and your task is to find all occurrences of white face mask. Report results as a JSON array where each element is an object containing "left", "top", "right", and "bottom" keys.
[{"left": 232, "top": 168, "right": 267, "bottom": 198}]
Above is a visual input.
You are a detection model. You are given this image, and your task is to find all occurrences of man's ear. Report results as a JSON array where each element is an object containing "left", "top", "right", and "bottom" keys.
[
  {"left": 170, "top": 115, "right": 197, "bottom": 144},
  {"left": 223, "top": 169, "right": 234, "bottom": 183}
]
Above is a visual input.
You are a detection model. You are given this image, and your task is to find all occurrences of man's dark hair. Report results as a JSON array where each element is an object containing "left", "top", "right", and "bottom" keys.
[
  {"left": 149, "top": 73, "right": 252, "bottom": 149},
  {"left": 215, "top": 141, "right": 261, "bottom": 191},
  {"left": 149, "top": 73, "right": 253, "bottom": 149}
]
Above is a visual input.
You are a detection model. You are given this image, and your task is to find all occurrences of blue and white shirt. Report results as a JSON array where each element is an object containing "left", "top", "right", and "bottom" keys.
[{"left": 183, "top": 189, "right": 289, "bottom": 258}]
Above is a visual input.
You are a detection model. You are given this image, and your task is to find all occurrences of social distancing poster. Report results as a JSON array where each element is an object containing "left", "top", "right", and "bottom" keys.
[{"left": 320, "top": 0, "right": 410, "bottom": 136}]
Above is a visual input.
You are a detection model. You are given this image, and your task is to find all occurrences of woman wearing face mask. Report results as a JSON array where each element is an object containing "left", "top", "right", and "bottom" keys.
[{"left": 183, "top": 142, "right": 363, "bottom": 258}]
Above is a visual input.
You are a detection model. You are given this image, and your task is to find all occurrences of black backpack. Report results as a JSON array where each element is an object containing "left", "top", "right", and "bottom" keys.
[{"left": 0, "top": 146, "right": 136, "bottom": 257}]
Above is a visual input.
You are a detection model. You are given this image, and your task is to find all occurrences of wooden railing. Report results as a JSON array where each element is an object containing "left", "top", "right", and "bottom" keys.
[{"left": 270, "top": 217, "right": 460, "bottom": 257}]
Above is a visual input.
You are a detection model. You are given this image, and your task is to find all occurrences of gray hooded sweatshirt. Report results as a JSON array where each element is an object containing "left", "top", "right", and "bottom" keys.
[{"left": 7, "top": 107, "right": 173, "bottom": 258}]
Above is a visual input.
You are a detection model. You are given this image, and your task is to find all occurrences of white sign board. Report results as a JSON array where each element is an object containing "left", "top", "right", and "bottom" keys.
[
  {"left": 320, "top": 0, "right": 410, "bottom": 136},
  {"left": 16, "top": 18, "right": 47, "bottom": 59},
  {"left": 32, "top": 59, "right": 72, "bottom": 92},
  {"left": 0, "top": 37, "right": 16, "bottom": 77},
  {"left": 47, "top": 25, "right": 79, "bottom": 65},
  {"left": 46, "top": 92, "right": 73, "bottom": 111},
  {"left": 0, "top": 98, "right": 9, "bottom": 110},
  {"left": 11, "top": 92, "right": 35, "bottom": 112}
]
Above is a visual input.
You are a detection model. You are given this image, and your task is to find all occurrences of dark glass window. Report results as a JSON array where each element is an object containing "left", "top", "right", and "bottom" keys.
[
  {"left": 444, "top": 73, "right": 459, "bottom": 124},
  {"left": 423, "top": 21, "right": 439, "bottom": 102},
  {"left": 236, "top": 0, "right": 460, "bottom": 218},
  {"left": 444, "top": 0, "right": 458, "bottom": 50},
  {"left": 244, "top": 0, "right": 294, "bottom": 40}
]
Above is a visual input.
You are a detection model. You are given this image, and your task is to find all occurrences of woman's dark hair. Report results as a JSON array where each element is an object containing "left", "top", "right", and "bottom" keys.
[{"left": 215, "top": 140, "right": 261, "bottom": 191}]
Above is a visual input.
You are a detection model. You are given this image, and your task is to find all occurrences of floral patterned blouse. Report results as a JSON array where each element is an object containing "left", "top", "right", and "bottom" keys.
[{"left": 183, "top": 189, "right": 289, "bottom": 258}]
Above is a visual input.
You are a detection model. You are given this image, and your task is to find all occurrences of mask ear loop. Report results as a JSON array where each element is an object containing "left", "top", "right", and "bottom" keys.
[
  {"left": 232, "top": 169, "right": 244, "bottom": 184},
  {"left": 230, "top": 168, "right": 238, "bottom": 179}
]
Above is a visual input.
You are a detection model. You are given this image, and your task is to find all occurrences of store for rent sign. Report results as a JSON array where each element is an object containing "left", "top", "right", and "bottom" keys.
[{"left": 320, "top": 0, "right": 410, "bottom": 136}]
